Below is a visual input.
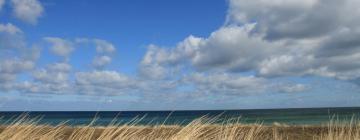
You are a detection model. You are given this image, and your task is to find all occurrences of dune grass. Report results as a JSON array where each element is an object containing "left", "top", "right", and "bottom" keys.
[{"left": 0, "top": 115, "right": 359, "bottom": 140}]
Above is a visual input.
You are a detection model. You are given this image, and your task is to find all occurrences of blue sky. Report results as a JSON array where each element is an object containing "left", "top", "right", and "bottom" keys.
[
  {"left": 5, "top": 0, "right": 227, "bottom": 74},
  {"left": 1, "top": 0, "right": 360, "bottom": 111}
]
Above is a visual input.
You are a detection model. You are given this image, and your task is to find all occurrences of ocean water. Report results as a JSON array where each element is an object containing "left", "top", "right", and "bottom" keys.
[{"left": 1, "top": 107, "right": 360, "bottom": 126}]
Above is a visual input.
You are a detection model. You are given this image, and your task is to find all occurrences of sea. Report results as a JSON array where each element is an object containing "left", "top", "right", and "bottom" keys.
[{"left": 1, "top": 107, "right": 360, "bottom": 126}]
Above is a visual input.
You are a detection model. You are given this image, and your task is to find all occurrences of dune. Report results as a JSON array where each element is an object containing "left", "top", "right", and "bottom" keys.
[{"left": 0, "top": 116, "right": 359, "bottom": 140}]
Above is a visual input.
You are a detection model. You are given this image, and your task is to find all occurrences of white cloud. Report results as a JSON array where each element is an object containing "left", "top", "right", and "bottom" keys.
[
  {"left": 72, "top": 38, "right": 117, "bottom": 69},
  {"left": 141, "top": 0, "right": 360, "bottom": 85},
  {"left": 191, "top": 24, "right": 279, "bottom": 72},
  {"left": 76, "top": 71, "right": 131, "bottom": 86},
  {"left": 0, "top": 23, "right": 22, "bottom": 34},
  {"left": 47, "top": 62, "right": 71, "bottom": 72},
  {"left": 0, "top": 23, "right": 25, "bottom": 50},
  {"left": 0, "top": 73, "right": 15, "bottom": 83},
  {"left": 226, "top": 0, "right": 349, "bottom": 40},
  {"left": 140, "top": 24, "right": 281, "bottom": 73},
  {"left": 94, "top": 39, "right": 116, "bottom": 54},
  {"left": 0, "top": 23, "right": 40, "bottom": 92},
  {"left": 11, "top": 0, "right": 44, "bottom": 24},
  {"left": 139, "top": 64, "right": 167, "bottom": 80},
  {"left": 278, "top": 84, "right": 308, "bottom": 93},
  {"left": 33, "top": 69, "right": 69, "bottom": 84},
  {"left": 44, "top": 37, "right": 74, "bottom": 58},
  {"left": 75, "top": 38, "right": 116, "bottom": 54},
  {"left": 15, "top": 62, "right": 72, "bottom": 94},
  {"left": 0, "top": 59, "right": 34, "bottom": 73},
  {"left": 138, "top": 45, "right": 177, "bottom": 80},
  {"left": 258, "top": 55, "right": 316, "bottom": 77},
  {"left": 32, "top": 62, "right": 71, "bottom": 84},
  {"left": 92, "top": 55, "right": 111, "bottom": 69},
  {"left": 17, "top": 80, "right": 72, "bottom": 94},
  {"left": 0, "top": 59, "right": 35, "bottom": 90},
  {"left": 0, "top": 37, "right": 123, "bottom": 95},
  {"left": 183, "top": 73, "right": 267, "bottom": 95},
  {"left": 75, "top": 71, "right": 134, "bottom": 95}
]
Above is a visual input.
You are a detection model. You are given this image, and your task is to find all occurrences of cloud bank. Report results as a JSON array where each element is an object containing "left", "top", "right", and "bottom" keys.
[
  {"left": 1, "top": 0, "right": 360, "bottom": 106},
  {"left": 142, "top": 0, "right": 360, "bottom": 83}
]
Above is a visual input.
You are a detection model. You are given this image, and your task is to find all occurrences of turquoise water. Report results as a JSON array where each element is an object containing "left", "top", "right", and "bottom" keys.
[{"left": 1, "top": 107, "right": 360, "bottom": 126}]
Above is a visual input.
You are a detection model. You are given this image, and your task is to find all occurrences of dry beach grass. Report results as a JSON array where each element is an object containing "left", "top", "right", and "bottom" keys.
[{"left": 0, "top": 116, "right": 360, "bottom": 140}]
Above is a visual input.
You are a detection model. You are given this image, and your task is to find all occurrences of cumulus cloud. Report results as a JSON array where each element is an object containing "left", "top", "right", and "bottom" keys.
[
  {"left": 183, "top": 73, "right": 267, "bottom": 95},
  {"left": 15, "top": 62, "right": 72, "bottom": 94},
  {"left": 139, "top": 63, "right": 168, "bottom": 80},
  {"left": 44, "top": 37, "right": 74, "bottom": 58},
  {"left": 277, "top": 83, "right": 308, "bottom": 93},
  {"left": 33, "top": 62, "right": 71, "bottom": 84},
  {"left": 0, "top": 23, "right": 39, "bottom": 91},
  {"left": 226, "top": 0, "right": 358, "bottom": 40},
  {"left": 0, "top": 23, "right": 40, "bottom": 62},
  {"left": 0, "top": 23, "right": 25, "bottom": 50},
  {"left": 0, "top": 59, "right": 35, "bottom": 87},
  {"left": 140, "top": 24, "right": 284, "bottom": 73},
  {"left": 11, "top": 0, "right": 44, "bottom": 24},
  {"left": 190, "top": 24, "right": 278, "bottom": 72},
  {"left": 141, "top": 0, "right": 360, "bottom": 86},
  {"left": 0, "top": 59, "right": 34, "bottom": 74},
  {"left": 76, "top": 71, "right": 131, "bottom": 86},
  {"left": 75, "top": 71, "right": 135, "bottom": 95},
  {"left": 94, "top": 39, "right": 116, "bottom": 54},
  {"left": 17, "top": 69, "right": 177, "bottom": 96},
  {"left": 0, "top": 26, "right": 127, "bottom": 96},
  {"left": 92, "top": 55, "right": 111, "bottom": 69},
  {"left": 73, "top": 38, "right": 116, "bottom": 69},
  {"left": 0, "top": 23, "right": 22, "bottom": 34},
  {"left": 75, "top": 38, "right": 116, "bottom": 54},
  {"left": 0, "top": 59, "right": 37, "bottom": 91},
  {"left": 138, "top": 44, "right": 179, "bottom": 80}
]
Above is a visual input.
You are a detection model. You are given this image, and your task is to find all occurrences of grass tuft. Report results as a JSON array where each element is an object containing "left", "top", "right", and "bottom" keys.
[{"left": 0, "top": 115, "right": 359, "bottom": 140}]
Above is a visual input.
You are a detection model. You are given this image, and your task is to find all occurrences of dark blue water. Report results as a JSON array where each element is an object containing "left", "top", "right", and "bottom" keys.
[{"left": 1, "top": 107, "right": 360, "bottom": 126}]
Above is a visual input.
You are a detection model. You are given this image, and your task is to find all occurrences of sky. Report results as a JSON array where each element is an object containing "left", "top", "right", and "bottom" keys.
[{"left": 1, "top": 0, "right": 360, "bottom": 111}]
